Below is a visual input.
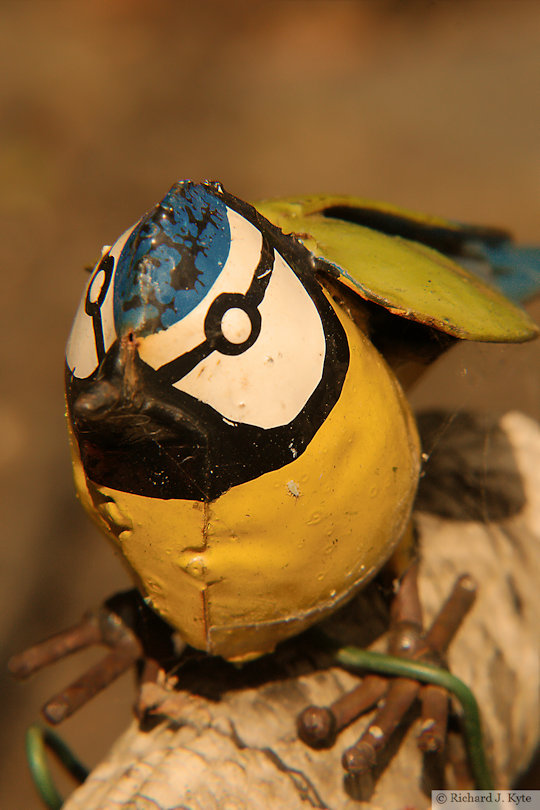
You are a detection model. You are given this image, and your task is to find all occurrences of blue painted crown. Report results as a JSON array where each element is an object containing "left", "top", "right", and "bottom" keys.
[{"left": 113, "top": 182, "right": 231, "bottom": 335}]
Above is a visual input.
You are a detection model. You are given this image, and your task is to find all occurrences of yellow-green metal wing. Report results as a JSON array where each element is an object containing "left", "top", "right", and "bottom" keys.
[{"left": 253, "top": 195, "right": 538, "bottom": 343}]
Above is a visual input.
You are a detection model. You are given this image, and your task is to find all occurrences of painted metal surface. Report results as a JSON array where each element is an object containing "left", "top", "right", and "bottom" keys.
[
  {"left": 67, "top": 292, "right": 419, "bottom": 659},
  {"left": 65, "top": 181, "right": 538, "bottom": 661}
]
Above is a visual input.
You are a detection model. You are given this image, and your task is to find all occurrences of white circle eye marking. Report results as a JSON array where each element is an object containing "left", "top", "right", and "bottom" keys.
[
  {"left": 220, "top": 307, "right": 252, "bottom": 344},
  {"left": 87, "top": 268, "right": 107, "bottom": 305}
]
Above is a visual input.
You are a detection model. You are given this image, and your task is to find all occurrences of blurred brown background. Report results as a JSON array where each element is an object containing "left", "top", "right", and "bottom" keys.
[{"left": 1, "top": 1, "right": 539, "bottom": 806}]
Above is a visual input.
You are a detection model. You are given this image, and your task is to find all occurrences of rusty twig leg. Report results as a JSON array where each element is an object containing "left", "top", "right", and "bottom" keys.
[
  {"left": 298, "top": 675, "right": 388, "bottom": 747},
  {"left": 341, "top": 562, "right": 424, "bottom": 773},
  {"left": 8, "top": 614, "right": 102, "bottom": 679},
  {"left": 417, "top": 684, "right": 449, "bottom": 752},
  {"left": 415, "top": 573, "right": 477, "bottom": 754},
  {"left": 298, "top": 562, "right": 425, "bottom": 749},
  {"left": 342, "top": 676, "right": 419, "bottom": 774},
  {"left": 341, "top": 571, "right": 477, "bottom": 775},
  {"left": 424, "top": 574, "right": 477, "bottom": 653},
  {"left": 43, "top": 649, "right": 140, "bottom": 724},
  {"left": 298, "top": 565, "right": 479, "bottom": 782},
  {"left": 8, "top": 592, "right": 150, "bottom": 724}
]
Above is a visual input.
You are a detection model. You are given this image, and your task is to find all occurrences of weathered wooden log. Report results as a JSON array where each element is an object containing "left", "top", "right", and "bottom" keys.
[{"left": 63, "top": 411, "right": 540, "bottom": 810}]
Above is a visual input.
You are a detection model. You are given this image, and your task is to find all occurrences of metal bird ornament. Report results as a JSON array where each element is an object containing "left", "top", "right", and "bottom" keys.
[{"left": 10, "top": 181, "right": 540, "bottom": 794}]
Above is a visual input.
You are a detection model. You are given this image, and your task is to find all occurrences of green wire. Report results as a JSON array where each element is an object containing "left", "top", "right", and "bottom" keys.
[
  {"left": 332, "top": 644, "right": 493, "bottom": 790},
  {"left": 25, "top": 724, "right": 89, "bottom": 810}
]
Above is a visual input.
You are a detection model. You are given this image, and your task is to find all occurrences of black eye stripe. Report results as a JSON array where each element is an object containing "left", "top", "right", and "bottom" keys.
[
  {"left": 85, "top": 255, "right": 114, "bottom": 316},
  {"left": 84, "top": 255, "right": 114, "bottom": 363}
]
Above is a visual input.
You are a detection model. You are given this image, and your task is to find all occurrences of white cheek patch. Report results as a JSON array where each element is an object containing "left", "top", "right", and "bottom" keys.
[
  {"left": 174, "top": 252, "right": 326, "bottom": 429},
  {"left": 138, "top": 208, "right": 261, "bottom": 370},
  {"left": 66, "top": 222, "right": 138, "bottom": 378}
]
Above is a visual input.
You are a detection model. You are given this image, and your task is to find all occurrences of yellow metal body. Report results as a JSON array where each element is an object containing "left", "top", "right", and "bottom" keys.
[{"left": 68, "top": 289, "right": 420, "bottom": 660}]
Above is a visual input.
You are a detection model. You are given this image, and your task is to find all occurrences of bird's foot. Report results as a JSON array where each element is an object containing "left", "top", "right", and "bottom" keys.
[
  {"left": 297, "top": 564, "right": 478, "bottom": 783},
  {"left": 8, "top": 589, "right": 178, "bottom": 724}
]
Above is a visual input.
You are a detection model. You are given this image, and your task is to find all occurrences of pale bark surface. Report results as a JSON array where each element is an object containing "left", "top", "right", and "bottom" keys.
[{"left": 63, "top": 411, "right": 540, "bottom": 810}]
